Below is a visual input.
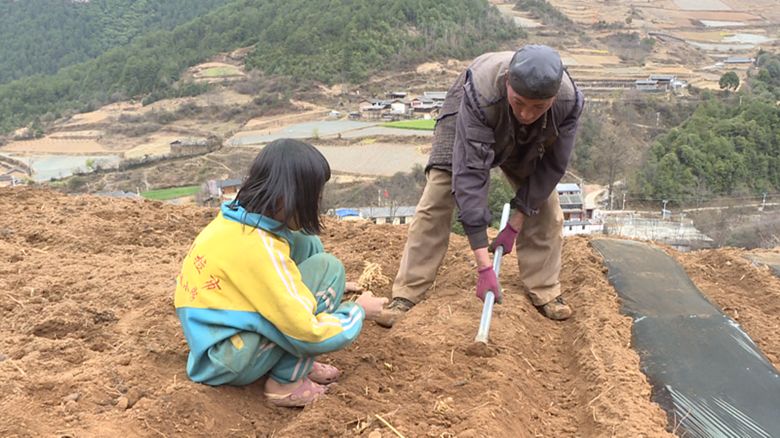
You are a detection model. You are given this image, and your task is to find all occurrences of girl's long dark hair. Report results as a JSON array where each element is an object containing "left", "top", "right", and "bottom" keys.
[{"left": 233, "top": 138, "right": 330, "bottom": 234}]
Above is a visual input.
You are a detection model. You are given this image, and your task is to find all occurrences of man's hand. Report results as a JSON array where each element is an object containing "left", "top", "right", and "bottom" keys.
[
  {"left": 488, "top": 211, "right": 525, "bottom": 254},
  {"left": 489, "top": 222, "right": 519, "bottom": 255},
  {"left": 476, "top": 266, "right": 502, "bottom": 304}
]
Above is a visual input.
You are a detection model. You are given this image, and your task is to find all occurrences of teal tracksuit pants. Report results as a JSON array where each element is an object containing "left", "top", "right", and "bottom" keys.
[{"left": 202, "top": 233, "right": 346, "bottom": 386}]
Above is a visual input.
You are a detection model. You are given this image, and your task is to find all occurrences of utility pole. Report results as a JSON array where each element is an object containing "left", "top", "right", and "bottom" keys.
[
  {"left": 622, "top": 192, "right": 626, "bottom": 211},
  {"left": 662, "top": 199, "right": 669, "bottom": 219},
  {"left": 760, "top": 192, "right": 767, "bottom": 211}
]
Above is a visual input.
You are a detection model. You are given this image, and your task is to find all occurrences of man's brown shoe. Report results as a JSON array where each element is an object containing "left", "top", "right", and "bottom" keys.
[
  {"left": 537, "top": 296, "right": 572, "bottom": 321},
  {"left": 374, "top": 298, "right": 414, "bottom": 328}
]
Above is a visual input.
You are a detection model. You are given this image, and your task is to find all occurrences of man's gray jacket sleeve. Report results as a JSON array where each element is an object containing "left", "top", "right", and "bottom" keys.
[
  {"left": 511, "top": 90, "right": 585, "bottom": 216},
  {"left": 452, "top": 78, "right": 495, "bottom": 250}
]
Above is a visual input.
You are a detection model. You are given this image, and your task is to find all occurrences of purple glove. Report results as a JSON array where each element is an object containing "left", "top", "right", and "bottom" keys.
[
  {"left": 489, "top": 223, "right": 518, "bottom": 255},
  {"left": 476, "top": 266, "right": 502, "bottom": 304}
]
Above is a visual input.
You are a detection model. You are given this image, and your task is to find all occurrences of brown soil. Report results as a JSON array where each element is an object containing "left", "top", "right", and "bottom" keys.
[
  {"left": 674, "top": 248, "right": 780, "bottom": 369},
  {"left": 0, "top": 188, "right": 675, "bottom": 437}
]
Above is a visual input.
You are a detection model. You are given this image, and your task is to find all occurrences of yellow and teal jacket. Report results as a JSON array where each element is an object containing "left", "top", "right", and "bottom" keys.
[{"left": 174, "top": 203, "right": 364, "bottom": 381}]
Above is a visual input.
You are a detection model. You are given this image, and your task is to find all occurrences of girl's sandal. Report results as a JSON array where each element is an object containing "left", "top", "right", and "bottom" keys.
[
  {"left": 265, "top": 378, "right": 327, "bottom": 407},
  {"left": 308, "top": 361, "right": 341, "bottom": 384}
]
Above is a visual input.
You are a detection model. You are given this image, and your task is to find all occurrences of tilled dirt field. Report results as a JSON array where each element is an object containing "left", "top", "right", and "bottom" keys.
[
  {"left": 9, "top": 187, "right": 777, "bottom": 437},
  {"left": 674, "top": 248, "right": 780, "bottom": 369}
]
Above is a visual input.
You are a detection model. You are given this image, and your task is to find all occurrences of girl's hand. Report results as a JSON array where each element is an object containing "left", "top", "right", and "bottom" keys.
[
  {"left": 355, "top": 291, "right": 388, "bottom": 320},
  {"left": 345, "top": 281, "right": 363, "bottom": 293}
]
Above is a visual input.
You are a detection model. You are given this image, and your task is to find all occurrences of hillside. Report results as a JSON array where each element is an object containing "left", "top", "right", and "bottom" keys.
[
  {"left": 2, "top": 188, "right": 779, "bottom": 436},
  {"left": 0, "top": 0, "right": 521, "bottom": 133},
  {"left": 0, "top": 0, "right": 232, "bottom": 84},
  {"left": 244, "top": 0, "right": 521, "bottom": 83},
  {"left": 635, "top": 52, "right": 780, "bottom": 202}
]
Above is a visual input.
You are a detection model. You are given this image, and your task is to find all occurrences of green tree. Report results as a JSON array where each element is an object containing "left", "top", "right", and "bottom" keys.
[{"left": 719, "top": 71, "right": 740, "bottom": 91}]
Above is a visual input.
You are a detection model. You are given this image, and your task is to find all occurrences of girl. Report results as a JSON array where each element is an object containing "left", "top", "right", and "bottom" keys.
[{"left": 174, "top": 138, "right": 386, "bottom": 407}]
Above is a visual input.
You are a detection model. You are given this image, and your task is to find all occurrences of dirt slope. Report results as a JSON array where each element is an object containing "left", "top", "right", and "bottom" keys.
[
  {"left": 674, "top": 248, "right": 780, "bottom": 369},
  {"left": 0, "top": 188, "right": 672, "bottom": 437}
]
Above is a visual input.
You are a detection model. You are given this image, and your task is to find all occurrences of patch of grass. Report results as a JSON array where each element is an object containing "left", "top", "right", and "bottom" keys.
[
  {"left": 141, "top": 185, "right": 200, "bottom": 201},
  {"left": 382, "top": 119, "right": 435, "bottom": 131},
  {"left": 200, "top": 66, "right": 242, "bottom": 78}
]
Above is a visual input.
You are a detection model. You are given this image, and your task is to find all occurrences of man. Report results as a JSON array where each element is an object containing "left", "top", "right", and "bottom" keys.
[{"left": 376, "top": 45, "right": 585, "bottom": 328}]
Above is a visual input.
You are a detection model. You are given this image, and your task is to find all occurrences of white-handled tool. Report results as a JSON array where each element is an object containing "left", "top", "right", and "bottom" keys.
[{"left": 474, "top": 203, "right": 511, "bottom": 344}]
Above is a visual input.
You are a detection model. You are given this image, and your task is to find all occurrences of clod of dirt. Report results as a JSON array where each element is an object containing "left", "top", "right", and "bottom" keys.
[
  {"left": 62, "top": 392, "right": 81, "bottom": 403},
  {"left": 126, "top": 388, "right": 144, "bottom": 408},
  {"left": 63, "top": 400, "right": 78, "bottom": 414},
  {"left": 465, "top": 341, "right": 497, "bottom": 357},
  {"left": 116, "top": 396, "right": 129, "bottom": 410}
]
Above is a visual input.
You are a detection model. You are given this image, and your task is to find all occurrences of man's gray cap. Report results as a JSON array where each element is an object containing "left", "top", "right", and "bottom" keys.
[{"left": 508, "top": 45, "right": 564, "bottom": 99}]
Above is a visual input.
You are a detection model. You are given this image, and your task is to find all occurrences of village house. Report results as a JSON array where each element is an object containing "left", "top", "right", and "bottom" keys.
[
  {"left": 390, "top": 100, "right": 407, "bottom": 115},
  {"left": 724, "top": 56, "right": 754, "bottom": 65},
  {"left": 0, "top": 174, "right": 21, "bottom": 188},
  {"left": 557, "top": 183, "right": 603, "bottom": 236},
  {"left": 387, "top": 91, "right": 408, "bottom": 99},
  {"left": 358, "top": 99, "right": 391, "bottom": 119},
  {"left": 203, "top": 178, "right": 242, "bottom": 203},
  {"left": 635, "top": 79, "right": 662, "bottom": 92},
  {"left": 358, "top": 97, "right": 411, "bottom": 120},
  {"left": 422, "top": 91, "right": 447, "bottom": 105},
  {"left": 411, "top": 96, "right": 437, "bottom": 111},
  {"left": 635, "top": 74, "right": 687, "bottom": 93},
  {"left": 649, "top": 74, "right": 676, "bottom": 90},
  {"left": 331, "top": 206, "right": 416, "bottom": 225},
  {"left": 94, "top": 190, "right": 141, "bottom": 199},
  {"left": 0, "top": 155, "right": 31, "bottom": 187}
]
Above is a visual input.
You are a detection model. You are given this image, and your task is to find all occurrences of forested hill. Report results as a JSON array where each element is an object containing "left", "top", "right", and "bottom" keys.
[
  {"left": 635, "top": 52, "right": 780, "bottom": 202},
  {"left": 243, "top": 0, "right": 520, "bottom": 83},
  {"left": 0, "top": 0, "right": 232, "bottom": 84},
  {"left": 0, "top": 0, "right": 521, "bottom": 133}
]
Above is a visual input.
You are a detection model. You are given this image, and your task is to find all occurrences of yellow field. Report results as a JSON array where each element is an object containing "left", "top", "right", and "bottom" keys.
[
  {"left": 49, "top": 130, "right": 104, "bottom": 140},
  {"left": 244, "top": 110, "right": 327, "bottom": 131},
  {"left": 563, "top": 53, "right": 624, "bottom": 67},
  {"left": 122, "top": 134, "right": 181, "bottom": 159},
  {"left": 60, "top": 102, "right": 140, "bottom": 129},
  {"left": 547, "top": 0, "right": 765, "bottom": 28},
  {"left": 1, "top": 137, "right": 108, "bottom": 154},
  {"left": 674, "top": 31, "right": 733, "bottom": 42}
]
